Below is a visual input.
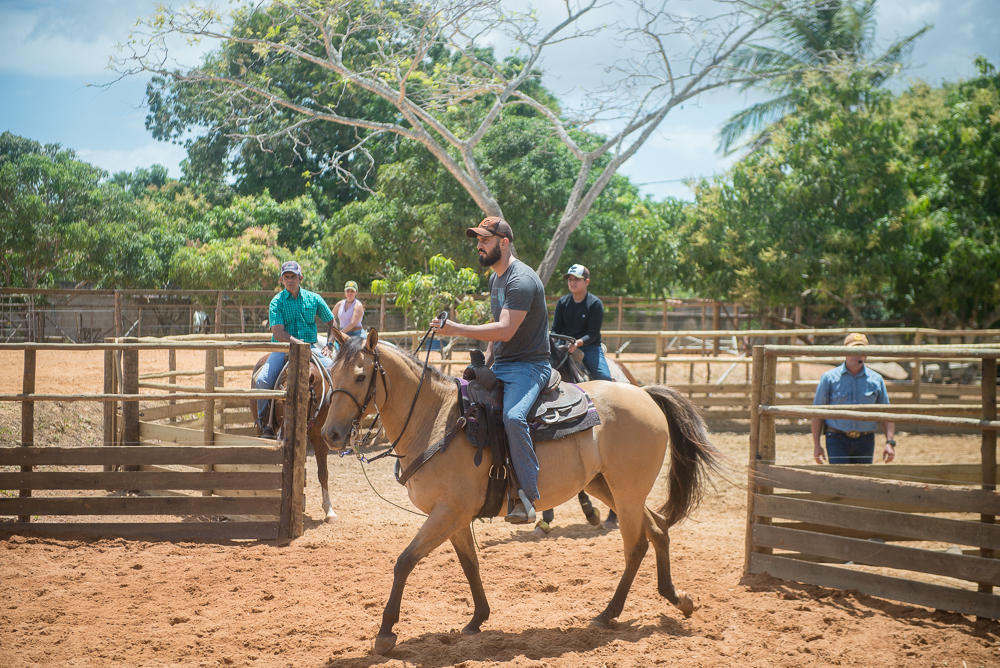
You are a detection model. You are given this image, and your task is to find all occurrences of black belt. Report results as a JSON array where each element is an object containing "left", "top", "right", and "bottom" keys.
[{"left": 826, "top": 426, "right": 874, "bottom": 439}]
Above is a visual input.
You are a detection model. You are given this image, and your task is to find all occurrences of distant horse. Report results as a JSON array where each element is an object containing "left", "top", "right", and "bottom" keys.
[
  {"left": 251, "top": 348, "right": 338, "bottom": 522},
  {"left": 322, "top": 328, "right": 722, "bottom": 655},
  {"left": 192, "top": 310, "right": 210, "bottom": 334},
  {"left": 544, "top": 333, "right": 639, "bottom": 531}
]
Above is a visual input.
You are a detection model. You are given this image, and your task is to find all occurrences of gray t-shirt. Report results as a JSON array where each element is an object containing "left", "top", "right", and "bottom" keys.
[{"left": 488, "top": 259, "right": 550, "bottom": 363}]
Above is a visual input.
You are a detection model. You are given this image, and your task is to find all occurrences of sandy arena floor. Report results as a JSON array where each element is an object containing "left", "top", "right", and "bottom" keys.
[{"left": 1, "top": 350, "right": 998, "bottom": 667}]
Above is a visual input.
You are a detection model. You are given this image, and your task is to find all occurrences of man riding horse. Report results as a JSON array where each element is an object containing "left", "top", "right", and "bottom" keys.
[
  {"left": 254, "top": 261, "right": 336, "bottom": 437},
  {"left": 430, "top": 216, "right": 550, "bottom": 525}
]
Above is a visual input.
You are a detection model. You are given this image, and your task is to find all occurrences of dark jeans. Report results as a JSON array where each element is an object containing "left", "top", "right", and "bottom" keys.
[
  {"left": 825, "top": 431, "right": 875, "bottom": 464},
  {"left": 580, "top": 344, "right": 613, "bottom": 381}
]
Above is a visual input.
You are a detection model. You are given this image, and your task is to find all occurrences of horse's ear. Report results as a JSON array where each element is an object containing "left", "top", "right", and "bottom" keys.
[
  {"left": 330, "top": 326, "right": 347, "bottom": 347},
  {"left": 365, "top": 327, "right": 379, "bottom": 352}
]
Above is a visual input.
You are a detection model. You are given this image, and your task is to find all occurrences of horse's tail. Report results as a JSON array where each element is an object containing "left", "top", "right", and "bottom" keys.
[{"left": 645, "top": 385, "right": 724, "bottom": 527}]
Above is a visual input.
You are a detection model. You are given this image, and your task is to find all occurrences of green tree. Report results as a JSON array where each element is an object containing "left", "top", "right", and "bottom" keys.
[
  {"left": 168, "top": 226, "right": 325, "bottom": 292},
  {"left": 685, "top": 74, "right": 914, "bottom": 324},
  {"left": 719, "top": 0, "right": 929, "bottom": 153},
  {"left": 324, "top": 113, "right": 641, "bottom": 294},
  {"left": 372, "top": 254, "right": 489, "bottom": 330},
  {"left": 119, "top": 0, "right": 823, "bottom": 284},
  {"left": 895, "top": 57, "right": 1000, "bottom": 327},
  {"left": 0, "top": 132, "right": 105, "bottom": 293}
]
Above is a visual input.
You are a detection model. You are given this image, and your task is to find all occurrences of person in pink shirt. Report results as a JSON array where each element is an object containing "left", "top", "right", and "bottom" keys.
[{"left": 332, "top": 280, "right": 365, "bottom": 339}]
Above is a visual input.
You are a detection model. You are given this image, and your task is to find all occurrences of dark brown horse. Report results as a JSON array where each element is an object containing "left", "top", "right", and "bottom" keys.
[
  {"left": 322, "top": 328, "right": 722, "bottom": 654},
  {"left": 251, "top": 352, "right": 338, "bottom": 522}
]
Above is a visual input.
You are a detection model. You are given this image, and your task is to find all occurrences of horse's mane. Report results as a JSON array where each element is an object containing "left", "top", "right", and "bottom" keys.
[{"left": 335, "top": 335, "right": 455, "bottom": 384}]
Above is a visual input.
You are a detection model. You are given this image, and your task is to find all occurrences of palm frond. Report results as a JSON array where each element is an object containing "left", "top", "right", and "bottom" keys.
[{"left": 717, "top": 94, "right": 795, "bottom": 155}]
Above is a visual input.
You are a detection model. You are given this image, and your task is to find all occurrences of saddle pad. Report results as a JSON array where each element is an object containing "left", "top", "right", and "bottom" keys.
[{"left": 458, "top": 378, "right": 600, "bottom": 446}]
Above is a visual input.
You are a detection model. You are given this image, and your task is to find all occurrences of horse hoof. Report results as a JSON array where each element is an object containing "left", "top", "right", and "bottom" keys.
[
  {"left": 675, "top": 590, "right": 695, "bottom": 617},
  {"left": 324, "top": 512, "right": 339, "bottom": 524},
  {"left": 586, "top": 509, "right": 602, "bottom": 526},
  {"left": 372, "top": 633, "right": 397, "bottom": 655},
  {"left": 533, "top": 521, "right": 552, "bottom": 536},
  {"left": 589, "top": 614, "right": 611, "bottom": 629},
  {"left": 461, "top": 623, "right": 482, "bottom": 636},
  {"left": 603, "top": 518, "right": 618, "bottom": 531}
]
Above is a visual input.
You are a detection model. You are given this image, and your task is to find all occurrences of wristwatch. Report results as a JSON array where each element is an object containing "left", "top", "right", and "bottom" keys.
[{"left": 886, "top": 439, "right": 896, "bottom": 447}]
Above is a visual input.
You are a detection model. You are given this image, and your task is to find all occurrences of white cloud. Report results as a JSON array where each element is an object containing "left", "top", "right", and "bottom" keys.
[
  {"left": 0, "top": 0, "right": 213, "bottom": 78},
  {"left": 77, "top": 142, "right": 188, "bottom": 178}
]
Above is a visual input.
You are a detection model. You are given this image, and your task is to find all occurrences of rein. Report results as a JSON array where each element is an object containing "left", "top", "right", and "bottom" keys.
[{"left": 335, "top": 313, "right": 448, "bottom": 464}]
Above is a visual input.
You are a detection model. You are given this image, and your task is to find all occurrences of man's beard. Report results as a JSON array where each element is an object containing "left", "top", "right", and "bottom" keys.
[{"left": 478, "top": 242, "right": 502, "bottom": 267}]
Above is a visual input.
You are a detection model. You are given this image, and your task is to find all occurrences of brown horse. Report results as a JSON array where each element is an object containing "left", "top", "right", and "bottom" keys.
[
  {"left": 251, "top": 352, "right": 339, "bottom": 522},
  {"left": 322, "top": 328, "right": 722, "bottom": 655}
]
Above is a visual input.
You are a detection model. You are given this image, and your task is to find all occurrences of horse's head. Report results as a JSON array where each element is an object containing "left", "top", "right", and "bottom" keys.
[{"left": 321, "top": 327, "right": 385, "bottom": 451}]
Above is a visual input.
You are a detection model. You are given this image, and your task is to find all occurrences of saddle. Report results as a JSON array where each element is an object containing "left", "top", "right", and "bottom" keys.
[
  {"left": 462, "top": 351, "right": 600, "bottom": 518},
  {"left": 394, "top": 350, "right": 601, "bottom": 518}
]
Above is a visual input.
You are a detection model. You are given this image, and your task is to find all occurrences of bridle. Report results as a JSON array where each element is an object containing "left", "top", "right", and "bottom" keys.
[{"left": 330, "top": 312, "right": 448, "bottom": 464}]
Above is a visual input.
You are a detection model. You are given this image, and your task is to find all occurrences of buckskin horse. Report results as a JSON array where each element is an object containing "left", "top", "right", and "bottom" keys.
[
  {"left": 323, "top": 328, "right": 722, "bottom": 655},
  {"left": 251, "top": 348, "right": 339, "bottom": 522}
]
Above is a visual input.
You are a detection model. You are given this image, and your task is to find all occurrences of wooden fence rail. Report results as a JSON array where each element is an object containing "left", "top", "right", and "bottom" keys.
[
  {"left": 0, "top": 339, "right": 312, "bottom": 541},
  {"left": 745, "top": 344, "right": 1000, "bottom": 619}
]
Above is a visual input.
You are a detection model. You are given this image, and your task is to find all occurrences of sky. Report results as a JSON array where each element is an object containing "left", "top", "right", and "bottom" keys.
[{"left": 1, "top": 0, "right": 998, "bottom": 201}]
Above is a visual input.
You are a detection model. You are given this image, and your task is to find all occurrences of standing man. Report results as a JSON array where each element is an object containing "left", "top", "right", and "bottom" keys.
[
  {"left": 430, "top": 216, "right": 550, "bottom": 524},
  {"left": 552, "top": 264, "right": 613, "bottom": 381},
  {"left": 812, "top": 333, "right": 897, "bottom": 464},
  {"left": 255, "top": 261, "right": 336, "bottom": 437}
]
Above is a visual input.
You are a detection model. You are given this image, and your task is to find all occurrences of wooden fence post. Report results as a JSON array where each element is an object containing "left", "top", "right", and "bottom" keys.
[
  {"left": 279, "top": 342, "right": 310, "bottom": 539},
  {"left": 121, "top": 339, "right": 139, "bottom": 470},
  {"left": 980, "top": 357, "right": 997, "bottom": 603},
  {"left": 217, "top": 349, "right": 226, "bottom": 434},
  {"left": 912, "top": 331, "right": 923, "bottom": 402},
  {"left": 202, "top": 349, "right": 217, "bottom": 496},
  {"left": 114, "top": 291, "right": 122, "bottom": 338},
  {"left": 380, "top": 294, "right": 387, "bottom": 332},
  {"left": 103, "top": 341, "right": 118, "bottom": 474},
  {"left": 215, "top": 292, "right": 223, "bottom": 334},
  {"left": 168, "top": 349, "right": 177, "bottom": 422},
  {"left": 712, "top": 301, "right": 720, "bottom": 356},
  {"left": 20, "top": 349, "right": 35, "bottom": 523},
  {"left": 616, "top": 296, "right": 623, "bottom": 351},
  {"left": 744, "top": 346, "right": 766, "bottom": 574},
  {"left": 655, "top": 334, "right": 664, "bottom": 384}
]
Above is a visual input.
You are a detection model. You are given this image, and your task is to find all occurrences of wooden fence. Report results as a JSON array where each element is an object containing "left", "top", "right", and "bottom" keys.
[
  {"left": 744, "top": 344, "right": 1000, "bottom": 618},
  {"left": 408, "top": 326, "right": 1000, "bottom": 422},
  {"left": 0, "top": 339, "right": 313, "bottom": 540}
]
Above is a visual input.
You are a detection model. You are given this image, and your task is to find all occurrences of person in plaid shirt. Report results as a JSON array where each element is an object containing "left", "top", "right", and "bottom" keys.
[{"left": 254, "top": 261, "right": 336, "bottom": 437}]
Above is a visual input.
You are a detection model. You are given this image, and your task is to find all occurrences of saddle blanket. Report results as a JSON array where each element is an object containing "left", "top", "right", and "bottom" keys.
[{"left": 457, "top": 377, "right": 600, "bottom": 445}]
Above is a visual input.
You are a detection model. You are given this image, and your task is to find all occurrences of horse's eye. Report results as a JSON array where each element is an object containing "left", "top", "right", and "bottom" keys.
[{"left": 355, "top": 374, "right": 366, "bottom": 383}]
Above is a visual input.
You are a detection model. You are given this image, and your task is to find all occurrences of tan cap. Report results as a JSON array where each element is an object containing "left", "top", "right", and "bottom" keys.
[
  {"left": 845, "top": 333, "right": 869, "bottom": 347},
  {"left": 466, "top": 216, "right": 513, "bottom": 241}
]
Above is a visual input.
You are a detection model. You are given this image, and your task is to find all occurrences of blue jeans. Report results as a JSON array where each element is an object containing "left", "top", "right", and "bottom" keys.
[
  {"left": 493, "top": 360, "right": 551, "bottom": 503},
  {"left": 825, "top": 432, "right": 875, "bottom": 464},
  {"left": 256, "top": 343, "right": 333, "bottom": 424},
  {"left": 580, "top": 344, "right": 613, "bottom": 381}
]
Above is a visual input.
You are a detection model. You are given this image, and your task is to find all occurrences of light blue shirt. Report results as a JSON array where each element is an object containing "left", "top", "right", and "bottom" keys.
[{"left": 813, "top": 363, "right": 889, "bottom": 433}]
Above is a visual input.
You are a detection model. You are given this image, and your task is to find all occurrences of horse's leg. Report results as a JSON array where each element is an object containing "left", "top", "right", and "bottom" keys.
[
  {"left": 644, "top": 507, "right": 695, "bottom": 617},
  {"left": 312, "top": 431, "right": 337, "bottom": 523},
  {"left": 449, "top": 525, "right": 490, "bottom": 635},
  {"left": 582, "top": 475, "right": 619, "bottom": 529},
  {"left": 578, "top": 491, "right": 601, "bottom": 526},
  {"left": 591, "top": 497, "right": 648, "bottom": 627},
  {"left": 375, "top": 509, "right": 469, "bottom": 655}
]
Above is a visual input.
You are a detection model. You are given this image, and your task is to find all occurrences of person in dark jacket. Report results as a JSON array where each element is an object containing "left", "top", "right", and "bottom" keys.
[{"left": 551, "top": 264, "right": 613, "bottom": 381}]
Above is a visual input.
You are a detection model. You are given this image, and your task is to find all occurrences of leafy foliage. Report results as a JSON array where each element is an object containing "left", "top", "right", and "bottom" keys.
[{"left": 372, "top": 254, "right": 489, "bottom": 329}]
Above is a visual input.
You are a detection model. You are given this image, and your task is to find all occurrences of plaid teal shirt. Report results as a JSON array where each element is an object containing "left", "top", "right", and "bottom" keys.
[{"left": 269, "top": 288, "right": 334, "bottom": 343}]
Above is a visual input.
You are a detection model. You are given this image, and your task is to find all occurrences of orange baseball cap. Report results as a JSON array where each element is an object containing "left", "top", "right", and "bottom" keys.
[{"left": 466, "top": 216, "right": 513, "bottom": 241}]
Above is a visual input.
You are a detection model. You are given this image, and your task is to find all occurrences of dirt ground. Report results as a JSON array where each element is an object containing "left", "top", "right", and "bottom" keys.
[{"left": 2, "top": 350, "right": 999, "bottom": 667}]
